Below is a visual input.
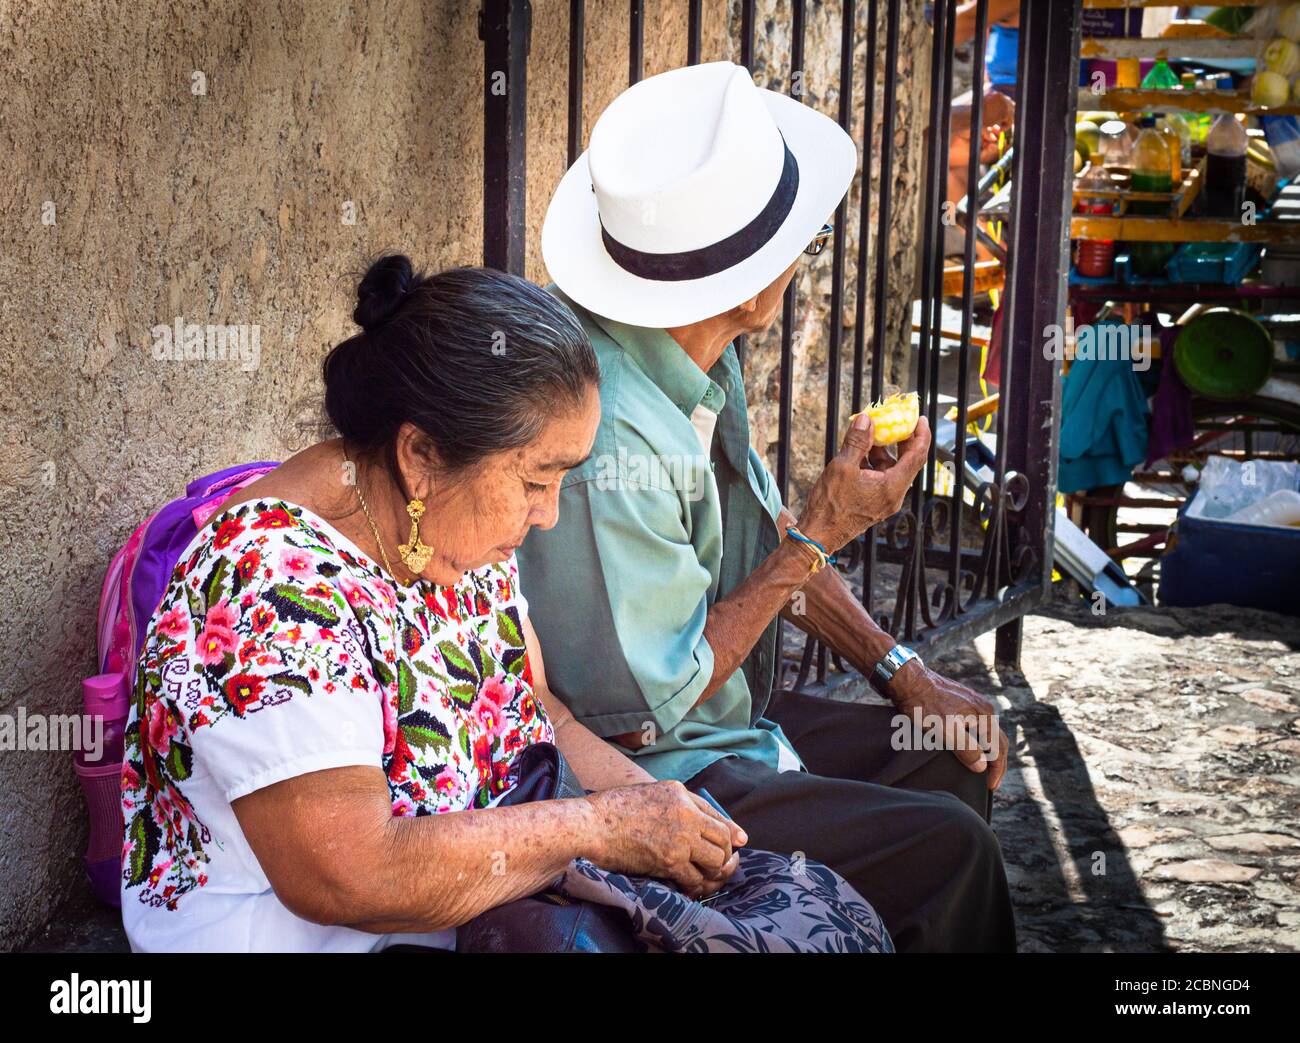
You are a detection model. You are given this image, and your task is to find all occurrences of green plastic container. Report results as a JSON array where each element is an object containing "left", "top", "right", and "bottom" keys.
[{"left": 1173, "top": 309, "right": 1273, "bottom": 400}]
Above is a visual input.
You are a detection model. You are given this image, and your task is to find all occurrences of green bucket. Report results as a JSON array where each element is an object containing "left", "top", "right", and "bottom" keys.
[{"left": 1173, "top": 309, "right": 1273, "bottom": 400}]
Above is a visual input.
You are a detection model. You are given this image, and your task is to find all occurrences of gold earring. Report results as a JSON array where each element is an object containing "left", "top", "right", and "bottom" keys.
[{"left": 397, "top": 498, "right": 433, "bottom": 573}]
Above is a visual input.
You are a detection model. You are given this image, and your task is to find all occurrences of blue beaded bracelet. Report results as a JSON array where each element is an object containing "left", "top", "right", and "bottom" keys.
[{"left": 784, "top": 526, "right": 837, "bottom": 566}]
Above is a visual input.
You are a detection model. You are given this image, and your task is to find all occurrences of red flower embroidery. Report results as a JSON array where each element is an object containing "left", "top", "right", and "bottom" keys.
[
  {"left": 235, "top": 549, "right": 261, "bottom": 582},
  {"left": 212, "top": 517, "right": 246, "bottom": 550},
  {"left": 249, "top": 604, "right": 275, "bottom": 633},
  {"left": 224, "top": 673, "right": 265, "bottom": 715},
  {"left": 251, "top": 507, "right": 295, "bottom": 530}
]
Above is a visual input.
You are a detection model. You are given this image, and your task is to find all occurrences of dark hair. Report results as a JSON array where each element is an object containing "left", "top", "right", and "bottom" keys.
[{"left": 323, "top": 255, "right": 599, "bottom": 479}]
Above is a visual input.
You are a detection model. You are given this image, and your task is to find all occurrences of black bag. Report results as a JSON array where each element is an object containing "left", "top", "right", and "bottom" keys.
[{"left": 456, "top": 744, "right": 637, "bottom": 953}]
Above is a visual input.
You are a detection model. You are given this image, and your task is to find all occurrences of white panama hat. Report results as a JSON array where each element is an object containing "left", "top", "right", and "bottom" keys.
[{"left": 542, "top": 60, "right": 858, "bottom": 329}]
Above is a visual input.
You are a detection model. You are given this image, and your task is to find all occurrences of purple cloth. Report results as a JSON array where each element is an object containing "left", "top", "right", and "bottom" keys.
[{"left": 1146, "top": 329, "right": 1194, "bottom": 466}]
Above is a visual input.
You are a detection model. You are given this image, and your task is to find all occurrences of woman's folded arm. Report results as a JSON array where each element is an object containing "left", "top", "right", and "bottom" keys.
[{"left": 233, "top": 763, "right": 607, "bottom": 934}]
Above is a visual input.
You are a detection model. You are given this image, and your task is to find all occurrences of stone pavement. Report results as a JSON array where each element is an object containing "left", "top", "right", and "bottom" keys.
[
  {"left": 22, "top": 594, "right": 1300, "bottom": 953},
  {"left": 932, "top": 593, "right": 1300, "bottom": 953}
]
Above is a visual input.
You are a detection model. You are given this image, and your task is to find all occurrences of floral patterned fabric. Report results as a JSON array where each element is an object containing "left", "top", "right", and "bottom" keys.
[
  {"left": 555, "top": 849, "right": 894, "bottom": 953},
  {"left": 120, "top": 499, "right": 550, "bottom": 952}
]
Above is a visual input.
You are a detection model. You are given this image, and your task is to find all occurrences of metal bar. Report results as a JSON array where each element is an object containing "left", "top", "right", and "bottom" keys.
[
  {"left": 863, "top": 0, "right": 901, "bottom": 623},
  {"left": 479, "top": 0, "right": 532, "bottom": 274},
  {"left": 775, "top": 0, "right": 806, "bottom": 504},
  {"left": 924, "top": 0, "right": 958, "bottom": 495},
  {"left": 739, "top": 0, "right": 756, "bottom": 71},
  {"left": 688, "top": 0, "right": 702, "bottom": 65},
  {"left": 734, "top": 0, "right": 758, "bottom": 373},
  {"left": 994, "top": 0, "right": 1082, "bottom": 666},
  {"left": 851, "top": 0, "right": 878, "bottom": 418},
  {"left": 905, "top": 0, "right": 952, "bottom": 639},
  {"left": 824, "top": 0, "right": 855, "bottom": 465},
  {"left": 949, "top": 0, "right": 988, "bottom": 616},
  {"left": 629, "top": 0, "right": 643, "bottom": 86},
  {"left": 567, "top": 0, "right": 585, "bottom": 167}
]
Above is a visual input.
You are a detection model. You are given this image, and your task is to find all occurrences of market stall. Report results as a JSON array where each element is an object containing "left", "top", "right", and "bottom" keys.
[{"left": 1063, "top": 0, "right": 1300, "bottom": 613}]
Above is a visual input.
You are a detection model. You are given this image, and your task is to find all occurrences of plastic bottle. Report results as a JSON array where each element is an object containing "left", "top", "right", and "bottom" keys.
[
  {"left": 1161, "top": 111, "right": 1192, "bottom": 168},
  {"left": 76, "top": 672, "right": 129, "bottom": 907},
  {"left": 1179, "top": 72, "right": 1208, "bottom": 154},
  {"left": 1128, "top": 116, "right": 1175, "bottom": 277},
  {"left": 79, "top": 673, "right": 128, "bottom": 768},
  {"left": 1116, "top": 58, "right": 1141, "bottom": 89},
  {"left": 1203, "top": 112, "right": 1249, "bottom": 219},
  {"left": 1227, "top": 489, "right": 1300, "bottom": 528},
  {"left": 1159, "top": 118, "right": 1184, "bottom": 182},
  {"left": 1141, "top": 58, "right": 1180, "bottom": 91},
  {"left": 1076, "top": 165, "right": 1116, "bottom": 278}
]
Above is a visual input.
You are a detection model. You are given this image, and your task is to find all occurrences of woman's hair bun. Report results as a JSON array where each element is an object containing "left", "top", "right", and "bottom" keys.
[{"left": 353, "top": 254, "right": 419, "bottom": 333}]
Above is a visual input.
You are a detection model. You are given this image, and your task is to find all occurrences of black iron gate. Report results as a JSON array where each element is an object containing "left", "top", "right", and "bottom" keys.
[{"left": 480, "top": 0, "right": 1081, "bottom": 687}]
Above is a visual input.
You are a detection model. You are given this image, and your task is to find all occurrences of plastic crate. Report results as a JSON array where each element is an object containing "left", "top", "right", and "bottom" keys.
[
  {"left": 1165, "top": 242, "right": 1262, "bottom": 285},
  {"left": 1159, "top": 502, "right": 1300, "bottom": 616}
]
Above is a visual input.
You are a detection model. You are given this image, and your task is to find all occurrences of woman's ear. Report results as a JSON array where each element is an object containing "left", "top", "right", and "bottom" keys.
[{"left": 393, "top": 421, "right": 442, "bottom": 501}]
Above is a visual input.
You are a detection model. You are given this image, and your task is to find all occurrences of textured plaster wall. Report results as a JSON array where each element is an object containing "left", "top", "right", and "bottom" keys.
[{"left": 0, "top": 0, "right": 919, "bottom": 948}]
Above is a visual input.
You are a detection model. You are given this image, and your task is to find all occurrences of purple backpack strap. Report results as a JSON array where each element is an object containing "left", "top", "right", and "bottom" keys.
[{"left": 127, "top": 462, "right": 278, "bottom": 661}]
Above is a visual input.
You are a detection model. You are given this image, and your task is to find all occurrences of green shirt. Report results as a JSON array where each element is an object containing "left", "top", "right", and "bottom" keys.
[{"left": 517, "top": 287, "right": 799, "bottom": 783}]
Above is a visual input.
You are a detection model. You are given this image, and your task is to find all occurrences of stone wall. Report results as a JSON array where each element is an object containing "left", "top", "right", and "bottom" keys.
[{"left": 0, "top": 0, "right": 920, "bottom": 948}]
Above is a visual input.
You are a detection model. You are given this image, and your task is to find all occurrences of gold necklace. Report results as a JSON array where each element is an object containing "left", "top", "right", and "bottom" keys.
[{"left": 347, "top": 453, "right": 403, "bottom": 583}]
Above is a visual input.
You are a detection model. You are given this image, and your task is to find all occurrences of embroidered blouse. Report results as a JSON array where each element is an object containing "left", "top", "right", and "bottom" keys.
[{"left": 120, "top": 499, "right": 550, "bottom": 952}]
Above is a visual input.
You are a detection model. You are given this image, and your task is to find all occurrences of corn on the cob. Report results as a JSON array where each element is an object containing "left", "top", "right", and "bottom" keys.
[{"left": 850, "top": 391, "right": 920, "bottom": 446}]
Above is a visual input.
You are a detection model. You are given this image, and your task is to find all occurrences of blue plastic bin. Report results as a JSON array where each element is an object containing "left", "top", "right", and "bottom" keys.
[{"left": 1159, "top": 502, "right": 1300, "bottom": 616}]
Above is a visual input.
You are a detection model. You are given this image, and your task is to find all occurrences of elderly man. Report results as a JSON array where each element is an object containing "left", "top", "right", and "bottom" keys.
[{"left": 519, "top": 61, "right": 1015, "bottom": 952}]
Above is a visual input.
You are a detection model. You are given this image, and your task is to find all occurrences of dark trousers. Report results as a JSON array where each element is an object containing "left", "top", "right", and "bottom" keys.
[{"left": 687, "top": 690, "right": 1017, "bottom": 953}]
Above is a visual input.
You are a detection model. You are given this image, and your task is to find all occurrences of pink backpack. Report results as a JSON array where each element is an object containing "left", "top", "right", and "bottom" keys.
[{"left": 79, "top": 462, "right": 278, "bottom": 906}]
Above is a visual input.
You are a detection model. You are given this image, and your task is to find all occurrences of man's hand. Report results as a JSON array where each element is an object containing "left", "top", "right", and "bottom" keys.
[
  {"left": 798, "top": 414, "right": 932, "bottom": 555},
  {"left": 887, "top": 661, "right": 1008, "bottom": 790}
]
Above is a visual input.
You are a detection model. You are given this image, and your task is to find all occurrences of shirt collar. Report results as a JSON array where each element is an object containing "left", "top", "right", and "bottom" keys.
[
  {"left": 573, "top": 300, "right": 724, "bottom": 419},
  {"left": 552, "top": 287, "right": 750, "bottom": 473}
]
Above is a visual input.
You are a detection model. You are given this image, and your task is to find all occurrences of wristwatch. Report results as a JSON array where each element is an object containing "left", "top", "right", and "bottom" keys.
[{"left": 869, "top": 644, "right": 922, "bottom": 697}]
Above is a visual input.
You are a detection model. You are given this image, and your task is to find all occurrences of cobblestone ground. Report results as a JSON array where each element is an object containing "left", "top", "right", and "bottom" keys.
[
  {"left": 23, "top": 593, "right": 1300, "bottom": 953},
  {"left": 794, "top": 591, "right": 1300, "bottom": 953},
  {"left": 976, "top": 596, "right": 1300, "bottom": 953}
]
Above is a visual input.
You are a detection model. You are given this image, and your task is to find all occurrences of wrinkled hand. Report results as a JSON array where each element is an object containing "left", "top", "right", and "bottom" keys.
[
  {"left": 798, "top": 414, "right": 931, "bottom": 555},
  {"left": 587, "top": 780, "right": 747, "bottom": 897},
  {"left": 888, "top": 661, "right": 1008, "bottom": 790}
]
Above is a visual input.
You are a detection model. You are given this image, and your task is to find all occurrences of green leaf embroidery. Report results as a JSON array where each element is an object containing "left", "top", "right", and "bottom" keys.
[
  {"left": 400, "top": 711, "right": 450, "bottom": 754},
  {"left": 166, "top": 739, "right": 194, "bottom": 781},
  {"left": 268, "top": 671, "right": 311, "bottom": 694},
  {"left": 495, "top": 608, "right": 523, "bottom": 648},
  {"left": 397, "top": 660, "right": 417, "bottom": 715},
  {"left": 204, "top": 555, "right": 230, "bottom": 607},
  {"left": 411, "top": 658, "right": 445, "bottom": 680},
  {"left": 265, "top": 583, "right": 341, "bottom": 627},
  {"left": 448, "top": 681, "right": 478, "bottom": 705},
  {"left": 438, "top": 640, "right": 479, "bottom": 684},
  {"left": 125, "top": 808, "right": 161, "bottom": 887}
]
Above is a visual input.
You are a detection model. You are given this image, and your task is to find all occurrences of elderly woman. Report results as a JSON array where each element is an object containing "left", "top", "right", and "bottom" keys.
[{"left": 120, "top": 255, "right": 745, "bottom": 952}]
